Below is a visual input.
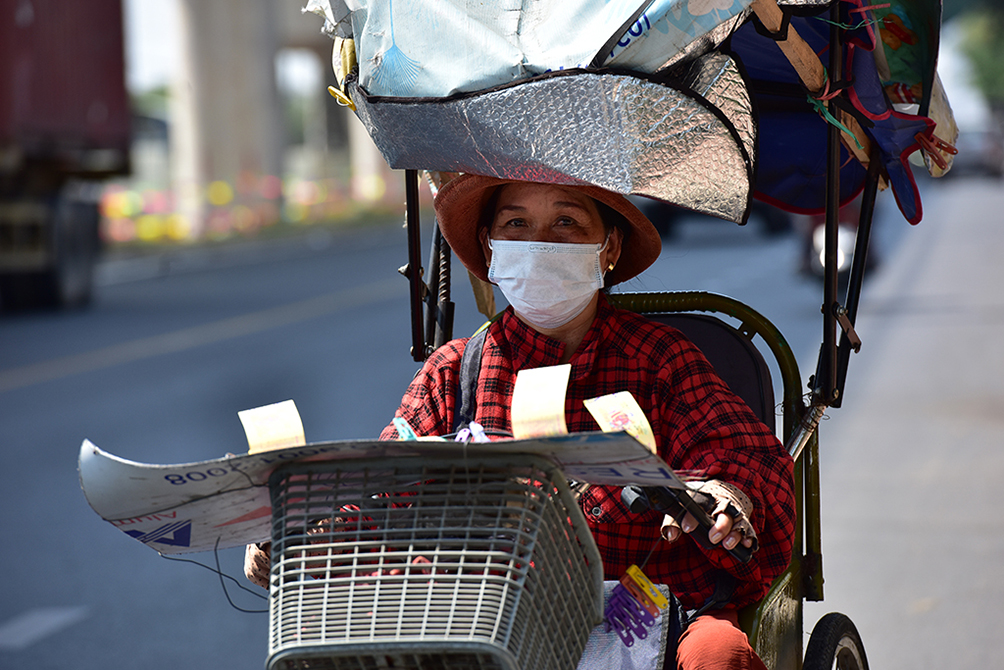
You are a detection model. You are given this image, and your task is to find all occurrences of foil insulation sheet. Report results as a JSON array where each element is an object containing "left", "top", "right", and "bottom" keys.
[
  {"left": 653, "top": 11, "right": 750, "bottom": 73},
  {"left": 351, "top": 58, "right": 754, "bottom": 223},
  {"left": 671, "top": 51, "right": 755, "bottom": 167}
]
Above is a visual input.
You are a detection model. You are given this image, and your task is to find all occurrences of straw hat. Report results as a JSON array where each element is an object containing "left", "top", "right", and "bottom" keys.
[{"left": 435, "top": 175, "right": 661, "bottom": 286}]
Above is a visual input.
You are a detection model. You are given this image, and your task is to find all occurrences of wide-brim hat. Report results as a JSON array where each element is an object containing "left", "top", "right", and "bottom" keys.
[{"left": 435, "top": 174, "right": 662, "bottom": 286}]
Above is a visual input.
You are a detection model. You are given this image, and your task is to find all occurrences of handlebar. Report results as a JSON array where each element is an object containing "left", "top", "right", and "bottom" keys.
[{"left": 621, "top": 485, "right": 753, "bottom": 564}]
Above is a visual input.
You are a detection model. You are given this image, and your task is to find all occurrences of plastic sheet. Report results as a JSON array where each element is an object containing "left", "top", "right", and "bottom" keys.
[
  {"left": 350, "top": 59, "right": 754, "bottom": 223},
  {"left": 309, "top": 0, "right": 754, "bottom": 97}
]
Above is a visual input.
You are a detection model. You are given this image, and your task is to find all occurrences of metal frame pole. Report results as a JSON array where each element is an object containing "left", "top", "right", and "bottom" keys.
[
  {"left": 404, "top": 169, "right": 426, "bottom": 362},
  {"left": 817, "top": 0, "right": 843, "bottom": 403},
  {"left": 832, "top": 150, "right": 880, "bottom": 407}
]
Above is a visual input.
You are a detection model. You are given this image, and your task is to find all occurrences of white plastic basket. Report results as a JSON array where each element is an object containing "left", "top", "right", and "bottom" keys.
[{"left": 266, "top": 455, "right": 603, "bottom": 670}]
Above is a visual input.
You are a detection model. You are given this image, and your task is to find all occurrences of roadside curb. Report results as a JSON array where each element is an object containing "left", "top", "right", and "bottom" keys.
[{"left": 95, "top": 216, "right": 405, "bottom": 286}]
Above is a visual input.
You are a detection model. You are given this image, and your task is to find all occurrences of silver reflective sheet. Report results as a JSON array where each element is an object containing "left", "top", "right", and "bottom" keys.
[
  {"left": 653, "top": 10, "right": 749, "bottom": 73},
  {"left": 351, "top": 62, "right": 753, "bottom": 223},
  {"left": 673, "top": 51, "right": 755, "bottom": 166}
]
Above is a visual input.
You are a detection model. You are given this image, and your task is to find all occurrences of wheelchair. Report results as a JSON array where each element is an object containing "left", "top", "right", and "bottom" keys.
[
  {"left": 610, "top": 291, "right": 866, "bottom": 670},
  {"left": 261, "top": 290, "right": 867, "bottom": 670}
]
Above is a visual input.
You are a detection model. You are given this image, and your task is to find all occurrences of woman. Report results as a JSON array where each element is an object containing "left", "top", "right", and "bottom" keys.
[
  {"left": 247, "top": 175, "right": 795, "bottom": 670},
  {"left": 379, "top": 175, "right": 795, "bottom": 670}
]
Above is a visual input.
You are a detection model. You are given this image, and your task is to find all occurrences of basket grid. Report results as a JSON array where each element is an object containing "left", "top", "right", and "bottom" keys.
[
  {"left": 267, "top": 456, "right": 602, "bottom": 670},
  {"left": 271, "top": 650, "right": 507, "bottom": 670}
]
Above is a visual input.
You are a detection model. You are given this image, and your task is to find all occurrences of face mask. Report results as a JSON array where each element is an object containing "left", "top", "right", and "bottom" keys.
[{"left": 487, "top": 236, "right": 608, "bottom": 329}]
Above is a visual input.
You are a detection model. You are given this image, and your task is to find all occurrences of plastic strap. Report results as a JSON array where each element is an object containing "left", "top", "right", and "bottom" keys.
[
  {"left": 454, "top": 328, "right": 487, "bottom": 432},
  {"left": 807, "top": 95, "right": 864, "bottom": 150}
]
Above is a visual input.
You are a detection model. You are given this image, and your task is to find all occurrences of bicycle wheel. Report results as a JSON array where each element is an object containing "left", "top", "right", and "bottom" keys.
[{"left": 803, "top": 612, "right": 869, "bottom": 670}]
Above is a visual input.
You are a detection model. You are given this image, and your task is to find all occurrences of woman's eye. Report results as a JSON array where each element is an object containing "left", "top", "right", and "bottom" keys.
[{"left": 555, "top": 216, "right": 577, "bottom": 226}]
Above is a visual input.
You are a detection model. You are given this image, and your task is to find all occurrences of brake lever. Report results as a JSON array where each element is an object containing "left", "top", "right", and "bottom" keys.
[{"left": 622, "top": 485, "right": 753, "bottom": 564}]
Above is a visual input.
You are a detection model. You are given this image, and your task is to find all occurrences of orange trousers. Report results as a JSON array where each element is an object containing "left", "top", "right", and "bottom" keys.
[{"left": 671, "top": 610, "right": 768, "bottom": 670}]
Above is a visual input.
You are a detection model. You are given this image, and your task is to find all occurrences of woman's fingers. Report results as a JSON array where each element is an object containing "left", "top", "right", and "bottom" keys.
[
  {"left": 660, "top": 514, "right": 682, "bottom": 542},
  {"left": 244, "top": 542, "right": 271, "bottom": 589},
  {"left": 707, "top": 512, "right": 733, "bottom": 545},
  {"left": 662, "top": 511, "right": 753, "bottom": 550}
]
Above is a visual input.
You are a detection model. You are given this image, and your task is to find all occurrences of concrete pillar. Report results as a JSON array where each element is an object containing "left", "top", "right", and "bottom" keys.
[
  {"left": 345, "top": 106, "right": 404, "bottom": 209},
  {"left": 347, "top": 111, "right": 392, "bottom": 204},
  {"left": 170, "top": 0, "right": 283, "bottom": 238},
  {"left": 305, "top": 69, "right": 328, "bottom": 180},
  {"left": 301, "top": 46, "right": 330, "bottom": 181}
]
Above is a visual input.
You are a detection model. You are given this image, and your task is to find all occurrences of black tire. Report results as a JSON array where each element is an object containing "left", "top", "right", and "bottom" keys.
[
  {"left": 48, "top": 198, "right": 99, "bottom": 308},
  {"left": 804, "top": 613, "right": 869, "bottom": 670},
  {"left": 0, "top": 196, "right": 98, "bottom": 311}
]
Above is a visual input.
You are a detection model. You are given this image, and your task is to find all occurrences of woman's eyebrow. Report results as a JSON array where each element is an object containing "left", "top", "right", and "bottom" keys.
[
  {"left": 552, "top": 200, "right": 589, "bottom": 211},
  {"left": 496, "top": 201, "right": 589, "bottom": 215},
  {"left": 495, "top": 204, "right": 527, "bottom": 215}
]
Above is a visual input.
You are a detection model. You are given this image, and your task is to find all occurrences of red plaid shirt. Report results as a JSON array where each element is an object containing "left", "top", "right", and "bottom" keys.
[{"left": 380, "top": 295, "right": 795, "bottom": 610}]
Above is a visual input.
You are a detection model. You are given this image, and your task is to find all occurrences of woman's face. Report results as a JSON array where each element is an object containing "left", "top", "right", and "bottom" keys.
[{"left": 479, "top": 182, "right": 622, "bottom": 269}]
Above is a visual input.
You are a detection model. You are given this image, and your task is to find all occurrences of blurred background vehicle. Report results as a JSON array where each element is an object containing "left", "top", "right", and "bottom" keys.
[
  {"left": 629, "top": 195, "right": 793, "bottom": 239},
  {"left": 946, "top": 127, "right": 1004, "bottom": 178},
  {"left": 794, "top": 196, "right": 880, "bottom": 287},
  {"left": 0, "top": 0, "right": 131, "bottom": 311}
]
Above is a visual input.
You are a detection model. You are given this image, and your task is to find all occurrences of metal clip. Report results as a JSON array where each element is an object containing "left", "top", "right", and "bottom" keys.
[{"left": 834, "top": 305, "right": 862, "bottom": 353}]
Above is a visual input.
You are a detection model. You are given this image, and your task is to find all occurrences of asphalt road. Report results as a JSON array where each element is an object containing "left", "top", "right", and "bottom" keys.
[
  {"left": 0, "top": 176, "right": 998, "bottom": 669},
  {"left": 800, "top": 176, "right": 1004, "bottom": 670}
]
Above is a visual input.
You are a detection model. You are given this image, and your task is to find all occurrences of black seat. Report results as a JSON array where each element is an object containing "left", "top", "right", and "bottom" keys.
[{"left": 646, "top": 313, "right": 776, "bottom": 433}]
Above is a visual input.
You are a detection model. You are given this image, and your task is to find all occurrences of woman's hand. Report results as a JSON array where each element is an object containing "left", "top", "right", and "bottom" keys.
[
  {"left": 658, "top": 480, "right": 759, "bottom": 553},
  {"left": 244, "top": 542, "right": 271, "bottom": 589},
  {"left": 660, "top": 511, "right": 755, "bottom": 552},
  {"left": 243, "top": 537, "right": 431, "bottom": 587}
]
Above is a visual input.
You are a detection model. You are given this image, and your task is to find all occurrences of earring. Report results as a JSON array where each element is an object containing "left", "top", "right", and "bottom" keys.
[{"left": 607, "top": 262, "right": 615, "bottom": 271}]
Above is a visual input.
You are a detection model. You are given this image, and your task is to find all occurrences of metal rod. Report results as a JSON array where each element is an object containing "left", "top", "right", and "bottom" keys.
[
  {"left": 817, "top": 0, "right": 842, "bottom": 402},
  {"left": 405, "top": 169, "right": 426, "bottom": 362},
  {"left": 785, "top": 402, "right": 827, "bottom": 462},
  {"left": 434, "top": 226, "right": 455, "bottom": 350},
  {"left": 803, "top": 429, "right": 824, "bottom": 601},
  {"left": 424, "top": 221, "right": 442, "bottom": 354},
  {"left": 832, "top": 149, "right": 881, "bottom": 407},
  {"left": 843, "top": 151, "right": 880, "bottom": 323}
]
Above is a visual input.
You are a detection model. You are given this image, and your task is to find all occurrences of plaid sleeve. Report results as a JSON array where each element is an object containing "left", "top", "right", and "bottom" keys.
[
  {"left": 378, "top": 338, "right": 467, "bottom": 440},
  {"left": 579, "top": 307, "right": 795, "bottom": 610},
  {"left": 376, "top": 302, "right": 796, "bottom": 611},
  {"left": 655, "top": 333, "right": 796, "bottom": 603}
]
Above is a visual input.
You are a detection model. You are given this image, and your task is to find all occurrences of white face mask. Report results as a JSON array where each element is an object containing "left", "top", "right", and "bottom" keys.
[{"left": 487, "top": 236, "right": 608, "bottom": 329}]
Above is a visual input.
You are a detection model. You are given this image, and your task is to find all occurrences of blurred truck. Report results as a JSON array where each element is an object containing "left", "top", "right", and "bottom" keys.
[{"left": 0, "top": 0, "right": 130, "bottom": 310}]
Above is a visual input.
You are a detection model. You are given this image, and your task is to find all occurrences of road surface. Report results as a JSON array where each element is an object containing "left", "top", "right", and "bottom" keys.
[{"left": 0, "top": 176, "right": 999, "bottom": 668}]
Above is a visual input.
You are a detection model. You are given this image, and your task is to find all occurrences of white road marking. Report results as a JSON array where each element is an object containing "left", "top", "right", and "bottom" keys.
[
  {"left": 0, "top": 277, "right": 401, "bottom": 393},
  {"left": 0, "top": 606, "right": 88, "bottom": 651}
]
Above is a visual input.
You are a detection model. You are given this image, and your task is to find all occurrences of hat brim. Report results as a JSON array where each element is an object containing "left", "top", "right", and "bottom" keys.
[{"left": 435, "top": 175, "right": 662, "bottom": 286}]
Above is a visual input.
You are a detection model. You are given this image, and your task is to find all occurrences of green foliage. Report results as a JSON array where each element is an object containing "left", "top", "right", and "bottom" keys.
[
  {"left": 130, "top": 86, "right": 171, "bottom": 119},
  {"left": 942, "top": 0, "right": 992, "bottom": 22},
  {"left": 958, "top": 8, "right": 1004, "bottom": 104},
  {"left": 283, "top": 94, "right": 308, "bottom": 145}
]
